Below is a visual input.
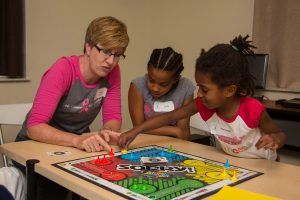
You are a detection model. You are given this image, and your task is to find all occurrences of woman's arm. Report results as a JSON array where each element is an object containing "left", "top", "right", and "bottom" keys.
[
  {"left": 103, "top": 120, "right": 121, "bottom": 132},
  {"left": 27, "top": 59, "right": 72, "bottom": 143},
  {"left": 102, "top": 65, "right": 122, "bottom": 128},
  {"left": 27, "top": 59, "right": 114, "bottom": 152}
]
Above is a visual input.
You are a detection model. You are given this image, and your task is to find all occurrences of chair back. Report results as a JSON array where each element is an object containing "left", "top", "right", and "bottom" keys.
[{"left": 0, "top": 103, "right": 32, "bottom": 166}]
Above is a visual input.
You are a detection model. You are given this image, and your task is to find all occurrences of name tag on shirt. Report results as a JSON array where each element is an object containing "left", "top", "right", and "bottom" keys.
[
  {"left": 210, "top": 122, "right": 232, "bottom": 137},
  {"left": 153, "top": 101, "right": 175, "bottom": 112},
  {"left": 95, "top": 88, "right": 107, "bottom": 100}
]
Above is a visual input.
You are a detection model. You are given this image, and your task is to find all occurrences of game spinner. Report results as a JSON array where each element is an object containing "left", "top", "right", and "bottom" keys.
[{"left": 53, "top": 145, "right": 263, "bottom": 200}]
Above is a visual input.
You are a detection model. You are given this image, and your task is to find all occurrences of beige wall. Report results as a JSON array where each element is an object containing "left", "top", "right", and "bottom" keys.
[{"left": 1, "top": 0, "right": 259, "bottom": 143}]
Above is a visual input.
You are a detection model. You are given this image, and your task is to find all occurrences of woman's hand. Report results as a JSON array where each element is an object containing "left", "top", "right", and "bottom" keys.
[
  {"left": 98, "top": 129, "right": 121, "bottom": 146},
  {"left": 73, "top": 132, "right": 112, "bottom": 153}
]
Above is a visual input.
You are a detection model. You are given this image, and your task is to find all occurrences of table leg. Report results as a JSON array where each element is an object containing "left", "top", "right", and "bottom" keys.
[{"left": 26, "top": 159, "right": 40, "bottom": 200}]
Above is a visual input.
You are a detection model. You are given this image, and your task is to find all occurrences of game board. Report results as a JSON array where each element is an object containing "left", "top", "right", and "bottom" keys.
[{"left": 53, "top": 145, "right": 263, "bottom": 200}]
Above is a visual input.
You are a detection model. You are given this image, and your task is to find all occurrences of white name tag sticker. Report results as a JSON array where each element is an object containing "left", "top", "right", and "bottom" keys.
[
  {"left": 153, "top": 101, "right": 175, "bottom": 112},
  {"left": 95, "top": 88, "right": 107, "bottom": 100},
  {"left": 210, "top": 123, "right": 232, "bottom": 137}
]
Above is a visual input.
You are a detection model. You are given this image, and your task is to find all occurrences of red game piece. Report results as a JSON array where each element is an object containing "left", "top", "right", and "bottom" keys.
[
  {"left": 109, "top": 148, "right": 114, "bottom": 156},
  {"left": 101, "top": 155, "right": 109, "bottom": 164},
  {"left": 94, "top": 155, "right": 101, "bottom": 164}
]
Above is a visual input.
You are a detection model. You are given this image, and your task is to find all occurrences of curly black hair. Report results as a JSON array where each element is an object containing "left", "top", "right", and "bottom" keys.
[{"left": 195, "top": 34, "right": 256, "bottom": 96}]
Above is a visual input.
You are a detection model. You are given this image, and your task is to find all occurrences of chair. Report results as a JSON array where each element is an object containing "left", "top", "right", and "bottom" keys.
[
  {"left": 0, "top": 103, "right": 78, "bottom": 200},
  {"left": 0, "top": 103, "right": 32, "bottom": 200},
  {"left": 0, "top": 103, "right": 32, "bottom": 167}
]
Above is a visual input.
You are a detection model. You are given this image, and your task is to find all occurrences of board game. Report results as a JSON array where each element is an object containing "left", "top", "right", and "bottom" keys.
[{"left": 53, "top": 145, "right": 263, "bottom": 200}]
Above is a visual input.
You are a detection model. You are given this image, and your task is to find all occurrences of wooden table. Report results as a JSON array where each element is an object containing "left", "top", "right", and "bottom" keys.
[
  {"left": 262, "top": 100, "right": 300, "bottom": 120},
  {"left": 1, "top": 134, "right": 300, "bottom": 200},
  {"left": 262, "top": 100, "right": 300, "bottom": 150}
]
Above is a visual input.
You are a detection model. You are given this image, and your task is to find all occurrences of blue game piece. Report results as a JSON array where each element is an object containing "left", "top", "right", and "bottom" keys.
[
  {"left": 130, "top": 153, "right": 134, "bottom": 158},
  {"left": 160, "top": 148, "right": 166, "bottom": 156},
  {"left": 224, "top": 159, "right": 230, "bottom": 168}
]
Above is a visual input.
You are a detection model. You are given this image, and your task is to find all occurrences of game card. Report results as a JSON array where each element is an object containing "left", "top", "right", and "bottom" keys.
[{"left": 47, "top": 150, "right": 72, "bottom": 157}]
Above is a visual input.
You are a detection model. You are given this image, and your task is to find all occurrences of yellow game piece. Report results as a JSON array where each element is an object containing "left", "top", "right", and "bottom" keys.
[
  {"left": 231, "top": 170, "right": 238, "bottom": 181},
  {"left": 222, "top": 167, "right": 229, "bottom": 179},
  {"left": 121, "top": 149, "right": 128, "bottom": 154}
]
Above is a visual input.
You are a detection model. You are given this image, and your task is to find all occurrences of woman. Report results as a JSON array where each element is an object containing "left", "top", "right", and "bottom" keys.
[
  {"left": 15, "top": 16, "right": 129, "bottom": 200},
  {"left": 16, "top": 16, "right": 129, "bottom": 152}
]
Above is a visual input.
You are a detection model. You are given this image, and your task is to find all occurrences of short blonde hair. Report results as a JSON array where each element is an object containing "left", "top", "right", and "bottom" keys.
[{"left": 84, "top": 16, "right": 129, "bottom": 52}]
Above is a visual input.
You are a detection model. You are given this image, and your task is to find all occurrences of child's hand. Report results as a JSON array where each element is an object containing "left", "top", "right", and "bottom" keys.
[
  {"left": 118, "top": 131, "right": 139, "bottom": 149},
  {"left": 255, "top": 134, "right": 280, "bottom": 150}
]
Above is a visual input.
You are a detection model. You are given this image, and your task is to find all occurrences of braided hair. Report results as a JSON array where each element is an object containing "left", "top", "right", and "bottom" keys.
[
  {"left": 195, "top": 35, "right": 256, "bottom": 96},
  {"left": 147, "top": 47, "right": 184, "bottom": 78}
]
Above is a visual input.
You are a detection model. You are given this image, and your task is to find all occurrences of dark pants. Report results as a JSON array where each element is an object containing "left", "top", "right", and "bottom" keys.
[{"left": 0, "top": 185, "right": 14, "bottom": 200}]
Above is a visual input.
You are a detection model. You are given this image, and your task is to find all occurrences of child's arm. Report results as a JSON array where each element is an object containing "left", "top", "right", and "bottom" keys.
[
  {"left": 255, "top": 110, "right": 287, "bottom": 150},
  {"left": 119, "top": 99, "right": 199, "bottom": 149},
  {"left": 128, "top": 83, "right": 191, "bottom": 139},
  {"left": 137, "top": 126, "right": 186, "bottom": 139},
  {"left": 175, "top": 95, "right": 194, "bottom": 140},
  {"left": 128, "top": 82, "right": 146, "bottom": 126}
]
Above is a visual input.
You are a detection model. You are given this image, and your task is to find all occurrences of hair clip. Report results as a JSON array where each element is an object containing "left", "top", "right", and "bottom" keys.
[{"left": 231, "top": 45, "right": 239, "bottom": 52}]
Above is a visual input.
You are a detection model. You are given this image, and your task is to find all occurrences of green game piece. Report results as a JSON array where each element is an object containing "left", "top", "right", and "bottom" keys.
[
  {"left": 132, "top": 184, "right": 138, "bottom": 189},
  {"left": 168, "top": 145, "right": 174, "bottom": 152},
  {"left": 141, "top": 184, "right": 147, "bottom": 190}
]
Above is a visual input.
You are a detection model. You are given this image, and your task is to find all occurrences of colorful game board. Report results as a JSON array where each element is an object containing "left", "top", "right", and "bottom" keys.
[{"left": 53, "top": 145, "right": 263, "bottom": 200}]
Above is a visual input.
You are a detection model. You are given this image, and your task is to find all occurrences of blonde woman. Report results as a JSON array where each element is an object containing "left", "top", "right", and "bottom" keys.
[{"left": 15, "top": 16, "right": 129, "bottom": 200}]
